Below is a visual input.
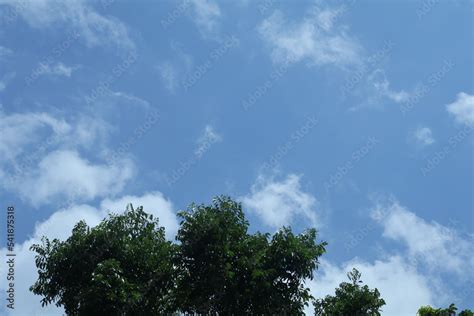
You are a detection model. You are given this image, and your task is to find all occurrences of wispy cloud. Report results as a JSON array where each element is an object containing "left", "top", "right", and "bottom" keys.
[
  {"left": 0, "top": 111, "right": 71, "bottom": 164},
  {"left": 257, "top": 3, "right": 415, "bottom": 110},
  {"left": 258, "top": 6, "right": 362, "bottom": 68},
  {"left": 108, "top": 91, "right": 151, "bottom": 110},
  {"left": 367, "top": 69, "right": 410, "bottom": 104},
  {"left": 157, "top": 62, "right": 179, "bottom": 93},
  {"left": 371, "top": 199, "right": 474, "bottom": 277},
  {"left": 0, "top": 72, "right": 15, "bottom": 92},
  {"left": 0, "top": 0, "right": 135, "bottom": 52},
  {"left": 32, "top": 62, "right": 79, "bottom": 78},
  {"left": 446, "top": 92, "right": 474, "bottom": 127},
  {"left": 348, "top": 67, "right": 414, "bottom": 111},
  {"left": 156, "top": 43, "right": 193, "bottom": 93},
  {"left": 190, "top": 0, "right": 222, "bottom": 38},
  {"left": 195, "top": 124, "right": 222, "bottom": 157},
  {"left": 0, "top": 45, "right": 13, "bottom": 60}
]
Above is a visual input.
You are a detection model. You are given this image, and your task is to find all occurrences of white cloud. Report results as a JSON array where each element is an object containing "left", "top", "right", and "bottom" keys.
[
  {"left": 34, "top": 62, "right": 79, "bottom": 78},
  {"left": 413, "top": 126, "right": 435, "bottom": 146},
  {"left": 306, "top": 197, "right": 474, "bottom": 315},
  {"left": 70, "top": 116, "right": 110, "bottom": 148},
  {"left": 305, "top": 197, "right": 474, "bottom": 315},
  {"left": 34, "top": 204, "right": 104, "bottom": 241},
  {"left": 241, "top": 173, "right": 319, "bottom": 228},
  {"left": 0, "top": 72, "right": 15, "bottom": 92},
  {"left": 190, "top": 0, "right": 221, "bottom": 37},
  {"left": 13, "top": 149, "right": 135, "bottom": 206},
  {"left": 0, "top": 111, "right": 71, "bottom": 163},
  {"left": 371, "top": 200, "right": 474, "bottom": 277},
  {"left": 0, "top": 111, "right": 110, "bottom": 169},
  {"left": 157, "top": 44, "right": 194, "bottom": 93},
  {"left": 257, "top": 6, "right": 413, "bottom": 109},
  {"left": 157, "top": 62, "right": 178, "bottom": 93},
  {"left": 0, "top": 0, "right": 135, "bottom": 51},
  {"left": 258, "top": 7, "right": 362, "bottom": 68},
  {"left": 0, "top": 111, "right": 132, "bottom": 206},
  {"left": 367, "top": 69, "right": 410, "bottom": 104},
  {"left": 308, "top": 256, "right": 435, "bottom": 316},
  {"left": 109, "top": 91, "right": 150, "bottom": 109},
  {"left": 0, "top": 193, "right": 178, "bottom": 315},
  {"left": 101, "top": 192, "right": 179, "bottom": 240},
  {"left": 0, "top": 45, "right": 13, "bottom": 59},
  {"left": 347, "top": 67, "right": 415, "bottom": 111},
  {"left": 446, "top": 92, "right": 474, "bottom": 127},
  {"left": 313, "top": 5, "right": 345, "bottom": 31},
  {"left": 194, "top": 124, "right": 222, "bottom": 157}
]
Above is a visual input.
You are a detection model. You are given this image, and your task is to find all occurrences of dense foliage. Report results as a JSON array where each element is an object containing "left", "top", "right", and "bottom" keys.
[
  {"left": 174, "top": 197, "right": 327, "bottom": 314},
  {"left": 31, "top": 196, "right": 327, "bottom": 315},
  {"left": 314, "top": 268, "right": 386, "bottom": 316},
  {"left": 30, "top": 205, "right": 176, "bottom": 315},
  {"left": 417, "top": 304, "right": 474, "bottom": 316}
]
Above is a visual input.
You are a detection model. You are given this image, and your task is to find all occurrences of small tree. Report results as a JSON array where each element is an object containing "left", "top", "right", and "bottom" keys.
[
  {"left": 314, "top": 268, "right": 386, "bottom": 316},
  {"left": 418, "top": 304, "right": 473, "bottom": 316}
]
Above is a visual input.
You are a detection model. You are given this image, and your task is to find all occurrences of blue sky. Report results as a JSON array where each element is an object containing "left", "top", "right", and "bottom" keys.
[{"left": 0, "top": 0, "right": 473, "bottom": 315}]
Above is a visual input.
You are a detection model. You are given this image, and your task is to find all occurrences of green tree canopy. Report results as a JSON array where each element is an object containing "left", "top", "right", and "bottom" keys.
[
  {"left": 30, "top": 205, "right": 176, "bottom": 315},
  {"left": 417, "top": 303, "right": 473, "bottom": 316},
  {"left": 174, "top": 196, "right": 327, "bottom": 314},
  {"left": 314, "top": 268, "right": 386, "bottom": 316},
  {"left": 31, "top": 196, "right": 327, "bottom": 315}
]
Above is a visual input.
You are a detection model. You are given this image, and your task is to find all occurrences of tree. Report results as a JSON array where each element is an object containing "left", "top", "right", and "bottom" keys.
[
  {"left": 262, "top": 226, "right": 327, "bottom": 314},
  {"left": 174, "top": 196, "right": 327, "bottom": 314},
  {"left": 314, "top": 268, "right": 386, "bottom": 316},
  {"left": 173, "top": 196, "right": 252, "bottom": 313},
  {"left": 30, "top": 205, "right": 176, "bottom": 315},
  {"left": 418, "top": 304, "right": 473, "bottom": 316}
]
